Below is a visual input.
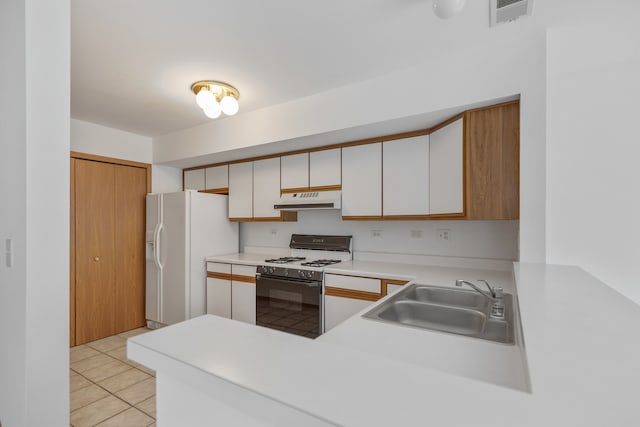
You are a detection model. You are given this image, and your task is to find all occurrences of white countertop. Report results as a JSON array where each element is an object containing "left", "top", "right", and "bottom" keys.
[
  {"left": 205, "top": 251, "right": 275, "bottom": 266},
  {"left": 129, "top": 262, "right": 640, "bottom": 426}
]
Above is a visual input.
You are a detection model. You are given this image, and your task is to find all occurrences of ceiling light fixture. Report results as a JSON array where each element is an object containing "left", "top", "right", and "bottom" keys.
[
  {"left": 191, "top": 80, "right": 240, "bottom": 119},
  {"left": 432, "top": 0, "right": 466, "bottom": 19}
]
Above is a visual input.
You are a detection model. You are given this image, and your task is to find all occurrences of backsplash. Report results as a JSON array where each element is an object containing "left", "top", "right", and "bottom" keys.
[{"left": 240, "top": 210, "right": 519, "bottom": 260}]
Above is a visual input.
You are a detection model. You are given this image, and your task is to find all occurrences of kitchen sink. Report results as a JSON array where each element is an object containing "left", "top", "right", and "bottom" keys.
[
  {"left": 403, "top": 285, "right": 488, "bottom": 310},
  {"left": 363, "top": 284, "right": 515, "bottom": 344}
]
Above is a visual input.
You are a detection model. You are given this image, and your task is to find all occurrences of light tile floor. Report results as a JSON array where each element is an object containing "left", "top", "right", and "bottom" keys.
[{"left": 70, "top": 328, "right": 156, "bottom": 427}]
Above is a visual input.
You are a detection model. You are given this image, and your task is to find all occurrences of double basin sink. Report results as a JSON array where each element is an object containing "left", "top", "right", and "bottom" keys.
[{"left": 362, "top": 283, "right": 515, "bottom": 344}]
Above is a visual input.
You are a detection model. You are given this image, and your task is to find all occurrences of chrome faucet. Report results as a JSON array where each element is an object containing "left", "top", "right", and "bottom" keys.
[{"left": 455, "top": 279, "right": 505, "bottom": 319}]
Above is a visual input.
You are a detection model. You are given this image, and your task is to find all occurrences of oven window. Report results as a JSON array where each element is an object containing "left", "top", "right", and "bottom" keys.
[{"left": 256, "top": 276, "right": 321, "bottom": 339}]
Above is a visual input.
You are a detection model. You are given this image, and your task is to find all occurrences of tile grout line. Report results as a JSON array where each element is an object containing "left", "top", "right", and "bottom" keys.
[{"left": 70, "top": 334, "right": 156, "bottom": 423}]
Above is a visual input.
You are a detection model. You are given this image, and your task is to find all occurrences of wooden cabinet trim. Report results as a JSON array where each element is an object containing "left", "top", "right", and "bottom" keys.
[
  {"left": 207, "top": 272, "right": 233, "bottom": 281},
  {"left": 231, "top": 274, "right": 256, "bottom": 284},
  {"left": 202, "top": 187, "right": 229, "bottom": 195},
  {"left": 324, "top": 286, "right": 382, "bottom": 302},
  {"left": 381, "top": 279, "right": 409, "bottom": 296}
]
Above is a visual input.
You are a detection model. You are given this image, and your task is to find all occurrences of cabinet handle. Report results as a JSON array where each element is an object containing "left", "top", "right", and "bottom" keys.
[{"left": 94, "top": 256, "right": 100, "bottom": 262}]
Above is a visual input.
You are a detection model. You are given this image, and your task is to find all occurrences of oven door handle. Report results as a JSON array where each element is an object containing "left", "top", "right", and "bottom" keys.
[{"left": 256, "top": 274, "right": 321, "bottom": 288}]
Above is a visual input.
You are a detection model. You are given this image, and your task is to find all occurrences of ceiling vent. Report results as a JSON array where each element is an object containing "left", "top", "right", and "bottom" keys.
[{"left": 490, "top": 0, "right": 533, "bottom": 27}]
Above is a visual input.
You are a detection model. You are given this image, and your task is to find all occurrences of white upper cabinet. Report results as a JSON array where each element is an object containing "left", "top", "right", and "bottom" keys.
[
  {"left": 310, "top": 148, "right": 341, "bottom": 187},
  {"left": 341, "top": 143, "right": 382, "bottom": 217},
  {"left": 383, "top": 135, "right": 430, "bottom": 216},
  {"left": 205, "top": 165, "right": 228, "bottom": 190},
  {"left": 228, "top": 162, "right": 253, "bottom": 219},
  {"left": 184, "top": 169, "right": 205, "bottom": 191},
  {"left": 281, "top": 153, "right": 309, "bottom": 189},
  {"left": 253, "top": 157, "right": 281, "bottom": 218},
  {"left": 429, "top": 118, "right": 464, "bottom": 215}
]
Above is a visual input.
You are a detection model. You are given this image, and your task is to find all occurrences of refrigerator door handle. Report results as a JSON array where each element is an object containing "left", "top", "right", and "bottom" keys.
[{"left": 154, "top": 223, "right": 164, "bottom": 270}]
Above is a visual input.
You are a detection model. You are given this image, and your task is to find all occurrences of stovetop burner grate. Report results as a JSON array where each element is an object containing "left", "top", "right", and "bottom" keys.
[
  {"left": 264, "top": 256, "right": 307, "bottom": 264},
  {"left": 300, "top": 259, "right": 342, "bottom": 267}
]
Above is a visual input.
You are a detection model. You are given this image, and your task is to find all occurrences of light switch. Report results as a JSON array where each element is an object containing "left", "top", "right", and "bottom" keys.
[{"left": 5, "top": 238, "right": 13, "bottom": 268}]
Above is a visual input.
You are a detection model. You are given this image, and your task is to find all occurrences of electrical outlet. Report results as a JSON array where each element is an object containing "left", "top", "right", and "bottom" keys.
[
  {"left": 270, "top": 229, "right": 278, "bottom": 236},
  {"left": 371, "top": 230, "right": 383, "bottom": 238},
  {"left": 410, "top": 230, "right": 423, "bottom": 239},
  {"left": 437, "top": 229, "right": 450, "bottom": 242}
]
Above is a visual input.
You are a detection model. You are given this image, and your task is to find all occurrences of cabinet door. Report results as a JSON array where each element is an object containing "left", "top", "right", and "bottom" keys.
[
  {"left": 341, "top": 143, "right": 382, "bottom": 217},
  {"left": 386, "top": 284, "right": 404, "bottom": 296},
  {"left": 383, "top": 135, "right": 429, "bottom": 216},
  {"left": 253, "top": 158, "right": 281, "bottom": 219},
  {"left": 228, "top": 162, "right": 253, "bottom": 219},
  {"left": 310, "top": 148, "right": 341, "bottom": 187},
  {"left": 324, "top": 295, "right": 372, "bottom": 332},
  {"left": 184, "top": 169, "right": 205, "bottom": 191},
  {"left": 207, "top": 277, "right": 231, "bottom": 318},
  {"left": 75, "top": 160, "right": 117, "bottom": 344},
  {"left": 205, "top": 165, "right": 228, "bottom": 191},
  {"left": 430, "top": 118, "right": 463, "bottom": 215},
  {"left": 231, "top": 281, "right": 256, "bottom": 324},
  {"left": 281, "top": 153, "right": 309, "bottom": 190}
]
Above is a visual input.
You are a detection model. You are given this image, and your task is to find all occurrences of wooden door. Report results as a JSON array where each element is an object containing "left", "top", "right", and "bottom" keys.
[
  {"left": 70, "top": 158, "right": 76, "bottom": 346},
  {"left": 72, "top": 154, "right": 149, "bottom": 346},
  {"left": 75, "top": 159, "right": 117, "bottom": 344},
  {"left": 114, "top": 165, "right": 147, "bottom": 333}
]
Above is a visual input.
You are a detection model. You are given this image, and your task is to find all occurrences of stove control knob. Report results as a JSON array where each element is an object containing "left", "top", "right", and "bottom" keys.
[
  {"left": 299, "top": 270, "right": 305, "bottom": 278},
  {"left": 269, "top": 267, "right": 275, "bottom": 274},
  {"left": 306, "top": 271, "right": 313, "bottom": 278}
]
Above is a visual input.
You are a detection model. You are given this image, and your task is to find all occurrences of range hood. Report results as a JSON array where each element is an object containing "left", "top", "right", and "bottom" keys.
[{"left": 274, "top": 191, "right": 341, "bottom": 211}]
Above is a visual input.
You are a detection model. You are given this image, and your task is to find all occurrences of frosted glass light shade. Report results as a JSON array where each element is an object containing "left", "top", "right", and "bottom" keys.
[
  {"left": 204, "top": 101, "right": 222, "bottom": 118},
  {"left": 220, "top": 95, "right": 239, "bottom": 116},
  {"left": 196, "top": 89, "right": 216, "bottom": 109},
  {"left": 432, "top": 0, "right": 466, "bottom": 19}
]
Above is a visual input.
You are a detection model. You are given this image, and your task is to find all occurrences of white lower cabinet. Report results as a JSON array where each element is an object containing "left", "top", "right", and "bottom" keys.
[
  {"left": 324, "top": 295, "right": 372, "bottom": 332},
  {"left": 386, "top": 284, "right": 404, "bottom": 296},
  {"left": 206, "top": 277, "right": 231, "bottom": 319},
  {"left": 206, "top": 263, "right": 256, "bottom": 323},
  {"left": 231, "top": 281, "right": 256, "bottom": 324},
  {"left": 230, "top": 264, "right": 257, "bottom": 325}
]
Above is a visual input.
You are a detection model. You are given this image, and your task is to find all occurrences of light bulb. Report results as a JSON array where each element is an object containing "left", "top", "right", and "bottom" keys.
[
  {"left": 220, "top": 95, "right": 239, "bottom": 116},
  {"left": 203, "top": 101, "right": 222, "bottom": 119},
  {"left": 432, "top": 0, "right": 466, "bottom": 19},
  {"left": 196, "top": 89, "right": 216, "bottom": 109}
]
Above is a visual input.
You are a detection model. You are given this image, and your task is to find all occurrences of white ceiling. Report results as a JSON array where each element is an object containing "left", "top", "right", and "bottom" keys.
[{"left": 70, "top": 0, "right": 595, "bottom": 138}]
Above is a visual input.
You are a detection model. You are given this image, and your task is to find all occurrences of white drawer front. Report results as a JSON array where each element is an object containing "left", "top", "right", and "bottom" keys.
[
  {"left": 207, "top": 262, "right": 231, "bottom": 274},
  {"left": 232, "top": 264, "right": 257, "bottom": 277},
  {"left": 324, "top": 274, "right": 381, "bottom": 293}
]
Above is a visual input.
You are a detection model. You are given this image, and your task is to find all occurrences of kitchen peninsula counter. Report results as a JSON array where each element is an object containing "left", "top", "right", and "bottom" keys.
[{"left": 128, "top": 262, "right": 640, "bottom": 426}]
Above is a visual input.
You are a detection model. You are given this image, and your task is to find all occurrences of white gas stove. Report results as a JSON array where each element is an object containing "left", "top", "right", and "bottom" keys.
[{"left": 255, "top": 234, "right": 352, "bottom": 338}]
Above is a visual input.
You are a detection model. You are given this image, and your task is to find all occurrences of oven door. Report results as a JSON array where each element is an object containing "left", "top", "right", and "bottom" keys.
[{"left": 256, "top": 274, "right": 322, "bottom": 339}]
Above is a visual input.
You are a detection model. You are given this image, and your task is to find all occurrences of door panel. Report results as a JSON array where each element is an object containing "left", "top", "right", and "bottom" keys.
[
  {"left": 145, "top": 193, "right": 161, "bottom": 324},
  {"left": 70, "top": 158, "right": 76, "bottom": 346},
  {"left": 75, "top": 159, "right": 116, "bottom": 344},
  {"left": 160, "top": 191, "right": 187, "bottom": 324},
  {"left": 114, "top": 165, "right": 147, "bottom": 332}
]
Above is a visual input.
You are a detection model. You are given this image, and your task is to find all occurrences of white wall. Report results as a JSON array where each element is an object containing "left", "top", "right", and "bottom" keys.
[
  {"left": 0, "top": 0, "right": 70, "bottom": 425},
  {"left": 71, "top": 118, "right": 183, "bottom": 192},
  {"left": 546, "top": 14, "right": 640, "bottom": 303},
  {"left": 71, "top": 118, "right": 153, "bottom": 163},
  {"left": 241, "top": 211, "right": 519, "bottom": 261},
  {"left": 152, "top": 165, "right": 183, "bottom": 193},
  {"left": 154, "top": 25, "right": 547, "bottom": 262}
]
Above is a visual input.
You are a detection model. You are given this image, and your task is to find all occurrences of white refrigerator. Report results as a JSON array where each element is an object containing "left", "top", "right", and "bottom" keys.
[{"left": 146, "top": 190, "right": 239, "bottom": 328}]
